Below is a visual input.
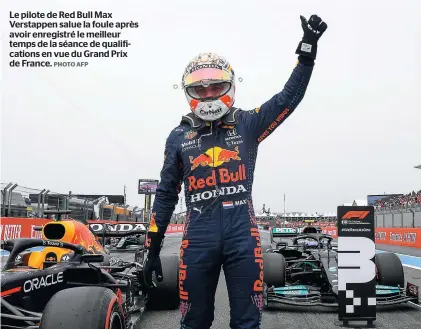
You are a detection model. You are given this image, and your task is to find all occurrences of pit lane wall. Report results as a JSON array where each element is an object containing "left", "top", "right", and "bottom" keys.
[
  {"left": 320, "top": 227, "right": 421, "bottom": 249},
  {"left": 0, "top": 217, "right": 184, "bottom": 240},
  {"left": 2, "top": 218, "right": 421, "bottom": 249}
]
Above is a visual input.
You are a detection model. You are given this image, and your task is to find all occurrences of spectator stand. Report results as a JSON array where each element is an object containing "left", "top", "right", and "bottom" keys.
[{"left": 374, "top": 190, "right": 421, "bottom": 228}]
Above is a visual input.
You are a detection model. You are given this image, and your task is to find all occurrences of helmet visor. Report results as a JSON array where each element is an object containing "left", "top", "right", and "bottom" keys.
[
  {"left": 186, "top": 82, "right": 231, "bottom": 100},
  {"left": 184, "top": 68, "right": 232, "bottom": 87}
]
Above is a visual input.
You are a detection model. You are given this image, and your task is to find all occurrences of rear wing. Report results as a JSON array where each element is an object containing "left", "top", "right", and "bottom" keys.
[
  {"left": 271, "top": 227, "right": 298, "bottom": 238},
  {"left": 88, "top": 221, "right": 149, "bottom": 237}
]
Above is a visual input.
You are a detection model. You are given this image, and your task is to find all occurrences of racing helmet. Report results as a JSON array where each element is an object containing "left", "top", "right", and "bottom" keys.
[{"left": 181, "top": 52, "right": 235, "bottom": 121}]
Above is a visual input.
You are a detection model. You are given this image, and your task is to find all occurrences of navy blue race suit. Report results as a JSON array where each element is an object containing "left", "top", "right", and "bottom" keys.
[{"left": 151, "top": 56, "right": 314, "bottom": 329}]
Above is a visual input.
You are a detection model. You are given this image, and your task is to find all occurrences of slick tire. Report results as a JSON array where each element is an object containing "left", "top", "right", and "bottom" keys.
[
  {"left": 40, "top": 287, "right": 124, "bottom": 329},
  {"left": 138, "top": 234, "right": 146, "bottom": 246},
  {"left": 263, "top": 253, "right": 286, "bottom": 288},
  {"left": 375, "top": 252, "right": 405, "bottom": 288},
  {"left": 146, "top": 254, "right": 180, "bottom": 310}
]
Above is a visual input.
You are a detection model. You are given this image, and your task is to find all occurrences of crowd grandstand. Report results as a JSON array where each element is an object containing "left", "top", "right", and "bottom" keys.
[{"left": 374, "top": 190, "right": 421, "bottom": 209}]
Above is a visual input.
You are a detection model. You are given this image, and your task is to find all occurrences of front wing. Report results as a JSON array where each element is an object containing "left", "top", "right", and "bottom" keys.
[{"left": 265, "top": 283, "right": 419, "bottom": 308}]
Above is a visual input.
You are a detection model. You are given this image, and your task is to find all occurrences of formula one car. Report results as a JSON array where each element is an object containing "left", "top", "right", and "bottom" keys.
[
  {"left": 1, "top": 213, "right": 179, "bottom": 329},
  {"left": 266, "top": 226, "right": 334, "bottom": 250},
  {"left": 262, "top": 227, "right": 419, "bottom": 308}
]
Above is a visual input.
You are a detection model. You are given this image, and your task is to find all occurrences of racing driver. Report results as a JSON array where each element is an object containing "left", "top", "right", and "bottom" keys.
[{"left": 144, "top": 14, "right": 327, "bottom": 329}]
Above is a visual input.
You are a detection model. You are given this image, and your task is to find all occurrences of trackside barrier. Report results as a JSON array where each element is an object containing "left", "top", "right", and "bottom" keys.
[
  {"left": 0, "top": 217, "right": 184, "bottom": 240},
  {"left": 321, "top": 227, "right": 421, "bottom": 249},
  {"left": 3, "top": 219, "right": 420, "bottom": 248}
]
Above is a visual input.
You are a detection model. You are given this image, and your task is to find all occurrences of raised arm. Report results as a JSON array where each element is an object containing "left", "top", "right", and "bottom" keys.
[
  {"left": 240, "top": 15, "right": 327, "bottom": 143},
  {"left": 241, "top": 56, "right": 314, "bottom": 143}
]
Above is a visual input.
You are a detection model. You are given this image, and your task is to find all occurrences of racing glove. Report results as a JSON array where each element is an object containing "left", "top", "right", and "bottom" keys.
[
  {"left": 295, "top": 15, "right": 328, "bottom": 60},
  {"left": 143, "top": 232, "right": 164, "bottom": 288}
]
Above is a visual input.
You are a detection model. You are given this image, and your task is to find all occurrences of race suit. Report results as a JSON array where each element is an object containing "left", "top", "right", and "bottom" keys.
[{"left": 151, "top": 56, "right": 314, "bottom": 329}]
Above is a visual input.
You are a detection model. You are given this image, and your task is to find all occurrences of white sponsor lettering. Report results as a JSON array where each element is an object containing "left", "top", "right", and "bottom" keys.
[
  {"left": 390, "top": 233, "right": 402, "bottom": 242},
  {"left": 273, "top": 227, "right": 296, "bottom": 234},
  {"left": 42, "top": 240, "right": 63, "bottom": 247},
  {"left": 89, "top": 223, "right": 146, "bottom": 233},
  {"left": 190, "top": 185, "right": 247, "bottom": 203},
  {"left": 31, "top": 225, "right": 43, "bottom": 239},
  {"left": 1, "top": 225, "right": 22, "bottom": 240},
  {"left": 181, "top": 144, "right": 199, "bottom": 153},
  {"left": 234, "top": 199, "right": 247, "bottom": 206},
  {"left": 225, "top": 128, "right": 243, "bottom": 145},
  {"left": 226, "top": 140, "right": 243, "bottom": 146},
  {"left": 225, "top": 136, "right": 242, "bottom": 141},
  {"left": 403, "top": 233, "right": 416, "bottom": 243},
  {"left": 23, "top": 272, "right": 64, "bottom": 293},
  {"left": 199, "top": 107, "right": 222, "bottom": 116},
  {"left": 181, "top": 140, "right": 197, "bottom": 148}
]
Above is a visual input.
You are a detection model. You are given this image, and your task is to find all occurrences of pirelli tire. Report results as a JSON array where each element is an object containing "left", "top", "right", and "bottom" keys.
[
  {"left": 263, "top": 253, "right": 286, "bottom": 287},
  {"left": 375, "top": 252, "right": 405, "bottom": 288},
  {"left": 138, "top": 234, "right": 146, "bottom": 246},
  {"left": 146, "top": 254, "right": 180, "bottom": 310},
  {"left": 39, "top": 287, "right": 124, "bottom": 329}
]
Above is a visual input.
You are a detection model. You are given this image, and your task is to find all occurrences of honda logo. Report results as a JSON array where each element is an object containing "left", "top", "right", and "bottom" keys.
[{"left": 227, "top": 129, "right": 237, "bottom": 137}]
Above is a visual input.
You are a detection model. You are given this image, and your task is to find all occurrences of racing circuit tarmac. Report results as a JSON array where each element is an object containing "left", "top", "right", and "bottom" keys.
[{"left": 134, "top": 231, "right": 421, "bottom": 329}]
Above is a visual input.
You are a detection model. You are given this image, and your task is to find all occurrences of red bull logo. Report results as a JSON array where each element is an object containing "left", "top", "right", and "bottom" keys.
[
  {"left": 179, "top": 239, "right": 189, "bottom": 300},
  {"left": 188, "top": 164, "right": 246, "bottom": 192},
  {"left": 189, "top": 146, "right": 241, "bottom": 170},
  {"left": 189, "top": 154, "right": 212, "bottom": 170},
  {"left": 251, "top": 227, "right": 264, "bottom": 292},
  {"left": 187, "top": 147, "right": 247, "bottom": 203}
]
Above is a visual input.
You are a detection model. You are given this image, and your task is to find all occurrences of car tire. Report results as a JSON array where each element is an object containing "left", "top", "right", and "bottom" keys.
[
  {"left": 375, "top": 252, "right": 405, "bottom": 288},
  {"left": 138, "top": 234, "right": 146, "bottom": 246},
  {"left": 40, "top": 287, "right": 124, "bottom": 329},
  {"left": 263, "top": 253, "right": 286, "bottom": 287},
  {"left": 146, "top": 254, "right": 180, "bottom": 310}
]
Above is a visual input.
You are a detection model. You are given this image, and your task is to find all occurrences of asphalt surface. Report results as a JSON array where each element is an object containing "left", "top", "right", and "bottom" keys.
[
  {"left": 376, "top": 244, "right": 421, "bottom": 257},
  {"left": 134, "top": 231, "right": 421, "bottom": 329}
]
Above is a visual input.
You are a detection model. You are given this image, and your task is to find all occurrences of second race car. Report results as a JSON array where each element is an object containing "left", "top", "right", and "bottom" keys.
[{"left": 262, "top": 226, "right": 419, "bottom": 308}]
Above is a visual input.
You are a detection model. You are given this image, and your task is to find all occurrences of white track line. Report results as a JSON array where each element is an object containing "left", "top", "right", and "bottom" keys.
[{"left": 403, "top": 264, "right": 421, "bottom": 271}]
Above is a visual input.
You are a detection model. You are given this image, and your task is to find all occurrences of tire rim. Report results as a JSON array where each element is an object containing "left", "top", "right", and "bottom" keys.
[{"left": 109, "top": 311, "right": 123, "bottom": 329}]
